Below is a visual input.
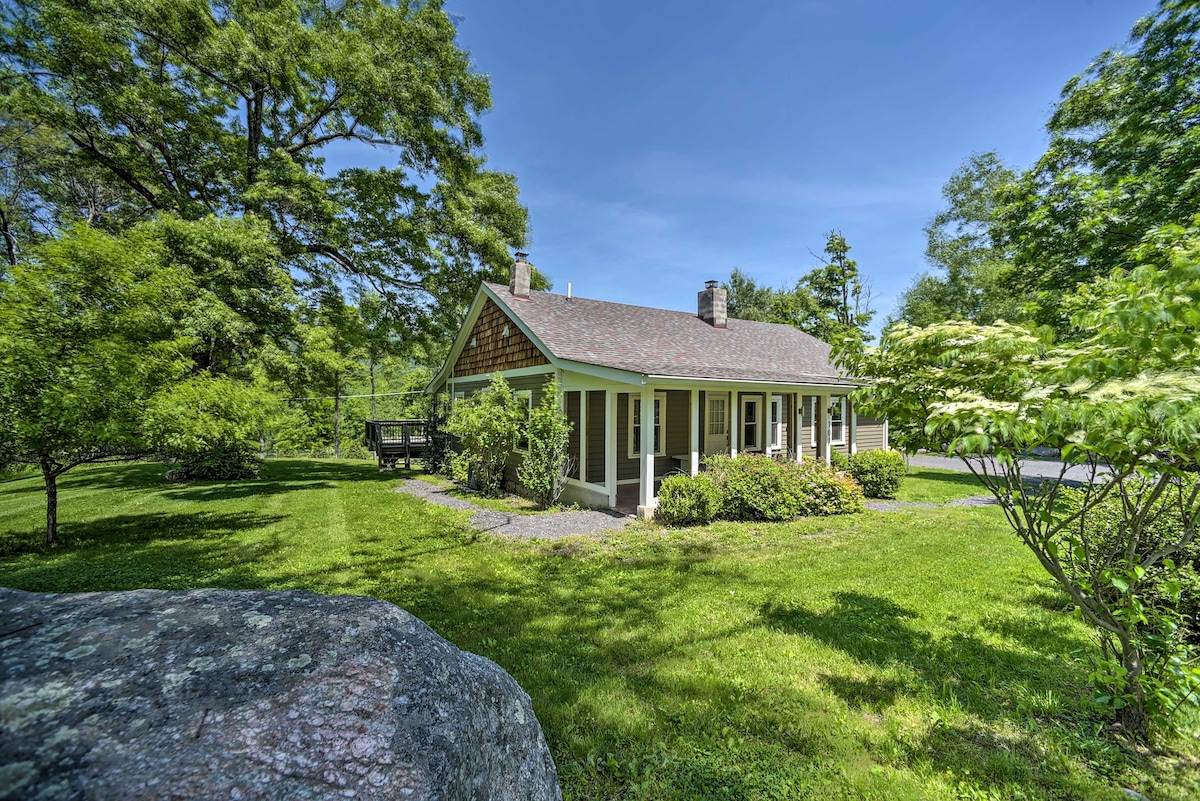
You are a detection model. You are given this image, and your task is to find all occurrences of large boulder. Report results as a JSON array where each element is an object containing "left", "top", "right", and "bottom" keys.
[{"left": 0, "top": 588, "right": 561, "bottom": 801}]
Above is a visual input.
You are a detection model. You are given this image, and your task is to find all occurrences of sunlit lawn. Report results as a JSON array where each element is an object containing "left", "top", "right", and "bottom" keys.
[{"left": 1, "top": 460, "right": 1197, "bottom": 800}]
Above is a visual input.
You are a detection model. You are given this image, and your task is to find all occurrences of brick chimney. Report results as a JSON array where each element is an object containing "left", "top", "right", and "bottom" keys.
[
  {"left": 698, "top": 280, "right": 727, "bottom": 328},
  {"left": 509, "top": 252, "right": 531, "bottom": 299}
]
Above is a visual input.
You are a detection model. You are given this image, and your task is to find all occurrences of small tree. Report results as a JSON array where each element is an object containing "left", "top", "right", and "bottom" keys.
[
  {"left": 518, "top": 380, "right": 574, "bottom": 509},
  {"left": 0, "top": 224, "right": 188, "bottom": 544},
  {"left": 446, "top": 374, "right": 523, "bottom": 496},
  {"left": 838, "top": 227, "right": 1200, "bottom": 741}
]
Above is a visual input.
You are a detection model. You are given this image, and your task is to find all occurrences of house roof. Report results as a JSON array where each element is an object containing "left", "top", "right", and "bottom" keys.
[{"left": 474, "top": 282, "right": 855, "bottom": 386}]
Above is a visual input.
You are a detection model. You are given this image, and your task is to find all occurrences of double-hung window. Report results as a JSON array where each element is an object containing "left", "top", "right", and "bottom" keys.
[
  {"left": 829, "top": 397, "right": 847, "bottom": 446},
  {"left": 629, "top": 393, "right": 666, "bottom": 458}
]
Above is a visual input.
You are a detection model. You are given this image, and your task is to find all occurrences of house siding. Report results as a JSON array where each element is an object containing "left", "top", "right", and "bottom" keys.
[
  {"left": 855, "top": 412, "right": 886, "bottom": 452},
  {"left": 565, "top": 391, "right": 581, "bottom": 479},
  {"left": 586, "top": 391, "right": 605, "bottom": 484},
  {"left": 452, "top": 297, "right": 550, "bottom": 377},
  {"left": 616, "top": 390, "right": 690, "bottom": 480}
]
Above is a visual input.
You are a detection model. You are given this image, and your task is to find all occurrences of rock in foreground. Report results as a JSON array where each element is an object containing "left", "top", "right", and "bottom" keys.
[{"left": 0, "top": 588, "right": 561, "bottom": 801}]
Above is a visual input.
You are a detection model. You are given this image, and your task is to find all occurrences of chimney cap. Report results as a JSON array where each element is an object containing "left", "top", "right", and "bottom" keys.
[
  {"left": 514, "top": 251, "right": 529, "bottom": 262},
  {"left": 705, "top": 280, "right": 719, "bottom": 290}
]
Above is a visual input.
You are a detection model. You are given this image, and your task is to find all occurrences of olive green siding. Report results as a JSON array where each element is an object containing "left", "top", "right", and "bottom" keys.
[
  {"left": 616, "top": 390, "right": 691, "bottom": 481},
  {"left": 565, "top": 391, "right": 581, "bottom": 480},
  {"left": 855, "top": 412, "right": 886, "bottom": 452}
]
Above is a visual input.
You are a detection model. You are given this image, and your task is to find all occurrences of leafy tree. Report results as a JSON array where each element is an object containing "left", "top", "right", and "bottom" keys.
[
  {"left": 838, "top": 224, "right": 1200, "bottom": 741},
  {"left": 723, "top": 268, "right": 777, "bottom": 321},
  {"left": 894, "top": 153, "right": 1023, "bottom": 327},
  {"left": 0, "top": 0, "right": 528, "bottom": 325},
  {"left": 996, "top": 0, "right": 1200, "bottom": 330},
  {"left": 447, "top": 374, "right": 523, "bottom": 497},
  {"left": 0, "top": 224, "right": 189, "bottom": 544},
  {"left": 517, "top": 379, "right": 574, "bottom": 509},
  {"left": 803, "top": 231, "right": 874, "bottom": 344},
  {"left": 294, "top": 295, "right": 367, "bottom": 459}
]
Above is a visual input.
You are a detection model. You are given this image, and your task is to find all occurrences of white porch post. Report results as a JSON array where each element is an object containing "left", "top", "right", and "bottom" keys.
[
  {"left": 605, "top": 390, "right": 616, "bottom": 508},
  {"left": 579, "top": 391, "right": 588, "bottom": 482},
  {"left": 793, "top": 392, "right": 802, "bottom": 462},
  {"left": 822, "top": 393, "right": 832, "bottom": 466},
  {"left": 689, "top": 389, "right": 700, "bottom": 477},
  {"left": 730, "top": 391, "right": 739, "bottom": 457},
  {"left": 849, "top": 397, "right": 858, "bottom": 455},
  {"left": 637, "top": 386, "right": 656, "bottom": 517}
]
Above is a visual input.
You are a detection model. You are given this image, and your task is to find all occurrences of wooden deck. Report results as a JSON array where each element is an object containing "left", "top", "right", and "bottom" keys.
[{"left": 364, "top": 419, "right": 430, "bottom": 470}]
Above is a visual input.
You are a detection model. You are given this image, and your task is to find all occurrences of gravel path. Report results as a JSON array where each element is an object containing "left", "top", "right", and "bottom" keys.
[
  {"left": 865, "top": 495, "right": 999, "bottom": 512},
  {"left": 396, "top": 479, "right": 632, "bottom": 539}
]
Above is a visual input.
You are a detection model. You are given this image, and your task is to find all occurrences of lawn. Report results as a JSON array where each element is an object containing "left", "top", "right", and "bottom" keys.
[{"left": 1, "top": 460, "right": 1197, "bottom": 800}]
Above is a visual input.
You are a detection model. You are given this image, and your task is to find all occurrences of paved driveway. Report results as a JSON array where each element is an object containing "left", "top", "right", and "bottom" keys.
[{"left": 904, "top": 453, "right": 1109, "bottom": 484}]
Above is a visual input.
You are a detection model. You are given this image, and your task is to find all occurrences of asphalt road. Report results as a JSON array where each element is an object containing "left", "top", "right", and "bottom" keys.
[{"left": 904, "top": 453, "right": 1110, "bottom": 484}]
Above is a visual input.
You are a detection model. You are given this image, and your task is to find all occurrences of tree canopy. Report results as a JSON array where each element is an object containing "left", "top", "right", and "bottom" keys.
[{"left": 0, "top": 0, "right": 528, "bottom": 328}]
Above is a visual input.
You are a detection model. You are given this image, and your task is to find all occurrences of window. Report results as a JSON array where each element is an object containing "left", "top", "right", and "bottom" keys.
[
  {"left": 829, "top": 397, "right": 846, "bottom": 446},
  {"left": 452, "top": 391, "right": 465, "bottom": 403},
  {"left": 741, "top": 395, "right": 761, "bottom": 451},
  {"left": 708, "top": 397, "right": 726, "bottom": 435},
  {"left": 628, "top": 393, "right": 666, "bottom": 458},
  {"left": 769, "top": 395, "right": 783, "bottom": 451},
  {"left": 515, "top": 389, "right": 533, "bottom": 451}
]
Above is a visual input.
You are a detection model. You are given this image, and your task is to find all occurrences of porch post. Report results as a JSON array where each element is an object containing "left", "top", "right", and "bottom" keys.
[
  {"left": 730, "top": 391, "right": 739, "bottom": 458},
  {"left": 637, "top": 386, "right": 655, "bottom": 517},
  {"left": 849, "top": 397, "right": 858, "bottom": 455},
  {"left": 579, "top": 391, "right": 588, "bottom": 481},
  {"left": 689, "top": 389, "right": 700, "bottom": 477},
  {"left": 822, "top": 393, "right": 832, "bottom": 466},
  {"left": 605, "top": 390, "right": 616, "bottom": 508},
  {"left": 793, "top": 392, "right": 802, "bottom": 462}
]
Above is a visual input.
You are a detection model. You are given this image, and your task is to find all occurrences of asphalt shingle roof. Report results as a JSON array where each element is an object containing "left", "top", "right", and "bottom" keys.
[{"left": 485, "top": 283, "right": 855, "bottom": 385}]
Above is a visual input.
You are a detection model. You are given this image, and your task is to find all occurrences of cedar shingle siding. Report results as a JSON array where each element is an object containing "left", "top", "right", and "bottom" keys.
[{"left": 453, "top": 297, "right": 550, "bottom": 377}]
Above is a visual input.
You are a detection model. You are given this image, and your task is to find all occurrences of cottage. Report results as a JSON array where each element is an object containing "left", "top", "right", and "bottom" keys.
[{"left": 428, "top": 254, "right": 887, "bottom": 517}]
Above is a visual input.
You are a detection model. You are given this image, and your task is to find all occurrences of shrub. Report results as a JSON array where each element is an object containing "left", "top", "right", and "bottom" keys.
[
  {"left": 847, "top": 449, "right": 907, "bottom": 499},
  {"left": 169, "top": 444, "right": 261, "bottom": 481},
  {"left": 446, "top": 374, "right": 524, "bottom": 496},
  {"left": 144, "top": 375, "right": 267, "bottom": 480},
  {"left": 518, "top": 380, "right": 575, "bottom": 509},
  {"left": 656, "top": 473, "right": 720, "bottom": 526},
  {"left": 829, "top": 450, "right": 850, "bottom": 471},
  {"left": 705, "top": 454, "right": 864, "bottom": 521}
]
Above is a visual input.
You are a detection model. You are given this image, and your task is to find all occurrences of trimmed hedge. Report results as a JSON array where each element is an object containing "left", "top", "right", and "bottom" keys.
[
  {"left": 692, "top": 453, "right": 864, "bottom": 523},
  {"left": 847, "top": 449, "right": 907, "bottom": 499},
  {"left": 655, "top": 473, "right": 721, "bottom": 526}
]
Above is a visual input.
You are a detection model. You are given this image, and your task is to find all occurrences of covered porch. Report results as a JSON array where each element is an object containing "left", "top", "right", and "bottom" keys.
[{"left": 559, "top": 379, "right": 880, "bottom": 518}]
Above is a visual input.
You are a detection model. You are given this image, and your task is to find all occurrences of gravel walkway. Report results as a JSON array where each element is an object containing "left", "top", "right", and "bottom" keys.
[
  {"left": 865, "top": 495, "right": 999, "bottom": 512},
  {"left": 396, "top": 479, "right": 632, "bottom": 539}
]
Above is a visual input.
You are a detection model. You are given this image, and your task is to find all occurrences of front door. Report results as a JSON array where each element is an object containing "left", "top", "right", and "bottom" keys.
[{"left": 704, "top": 392, "right": 730, "bottom": 455}]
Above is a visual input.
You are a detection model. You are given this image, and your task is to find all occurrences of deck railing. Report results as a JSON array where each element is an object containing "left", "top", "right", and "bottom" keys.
[{"left": 364, "top": 419, "right": 430, "bottom": 469}]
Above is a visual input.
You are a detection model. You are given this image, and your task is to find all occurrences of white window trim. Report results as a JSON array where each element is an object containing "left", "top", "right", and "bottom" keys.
[
  {"left": 515, "top": 389, "right": 534, "bottom": 452},
  {"left": 768, "top": 394, "right": 783, "bottom": 452},
  {"left": 830, "top": 396, "right": 847, "bottom": 446},
  {"left": 628, "top": 392, "right": 667, "bottom": 459},
  {"left": 741, "top": 394, "right": 763, "bottom": 452}
]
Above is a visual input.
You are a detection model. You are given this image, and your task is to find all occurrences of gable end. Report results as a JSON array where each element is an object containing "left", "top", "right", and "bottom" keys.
[{"left": 452, "top": 297, "right": 551, "bottom": 377}]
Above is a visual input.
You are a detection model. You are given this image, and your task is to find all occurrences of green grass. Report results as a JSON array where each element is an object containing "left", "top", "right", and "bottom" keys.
[
  {"left": 894, "top": 467, "right": 992, "bottom": 504},
  {"left": 2, "top": 459, "right": 1197, "bottom": 800}
]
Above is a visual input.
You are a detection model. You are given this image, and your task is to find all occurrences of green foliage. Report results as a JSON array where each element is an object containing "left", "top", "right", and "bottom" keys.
[
  {"left": 0, "top": 0, "right": 528, "bottom": 329},
  {"left": 517, "top": 380, "right": 573, "bottom": 509},
  {"left": 143, "top": 375, "right": 269, "bottom": 480},
  {"left": 446, "top": 374, "right": 524, "bottom": 496},
  {"left": 829, "top": 450, "right": 850, "bottom": 471},
  {"left": 847, "top": 449, "right": 907, "bottom": 499},
  {"left": 994, "top": 2, "right": 1200, "bottom": 331},
  {"left": 705, "top": 454, "right": 864, "bottom": 521},
  {"left": 893, "top": 153, "right": 1024, "bottom": 329},
  {"left": 0, "top": 223, "right": 190, "bottom": 542},
  {"left": 654, "top": 473, "right": 720, "bottom": 527},
  {"left": 839, "top": 228, "right": 1200, "bottom": 741}
]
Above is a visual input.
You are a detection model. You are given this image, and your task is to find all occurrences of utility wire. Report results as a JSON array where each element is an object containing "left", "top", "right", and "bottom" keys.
[{"left": 285, "top": 390, "right": 427, "bottom": 402}]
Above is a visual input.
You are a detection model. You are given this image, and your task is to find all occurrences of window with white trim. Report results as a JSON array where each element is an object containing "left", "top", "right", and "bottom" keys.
[
  {"left": 515, "top": 389, "right": 533, "bottom": 451},
  {"left": 741, "top": 395, "right": 762, "bottom": 452},
  {"left": 628, "top": 393, "right": 666, "bottom": 458},
  {"left": 769, "top": 394, "right": 783, "bottom": 451},
  {"left": 829, "top": 397, "right": 847, "bottom": 446}
]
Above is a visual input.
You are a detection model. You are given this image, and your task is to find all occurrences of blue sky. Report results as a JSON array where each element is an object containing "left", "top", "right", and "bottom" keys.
[{"left": 339, "top": 0, "right": 1157, "bottom": 335}]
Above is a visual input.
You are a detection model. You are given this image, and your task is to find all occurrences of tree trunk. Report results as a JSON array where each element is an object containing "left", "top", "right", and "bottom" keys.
[
  {"left": 1117, "top": 641, "right": 1150, "bottom": 742},
  {"left": 369, "top": 357, "right": 377, "bottom": 421},
  {"left": 41, "top": 462, "right": 58, "bottom": 546}
]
